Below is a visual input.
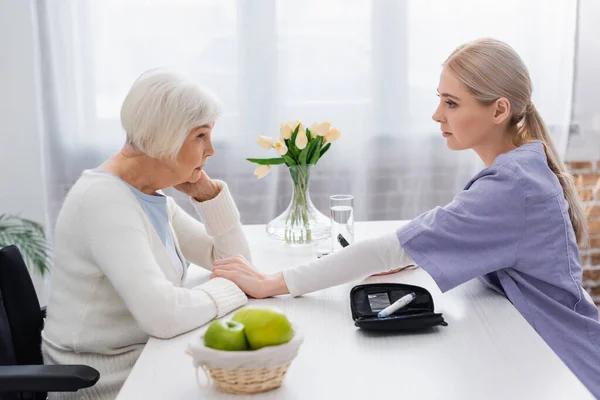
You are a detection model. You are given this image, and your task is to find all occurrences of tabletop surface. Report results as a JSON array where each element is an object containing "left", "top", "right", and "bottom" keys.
[{"left": 117, "top": 221, "right": 592, "bottom": 400}]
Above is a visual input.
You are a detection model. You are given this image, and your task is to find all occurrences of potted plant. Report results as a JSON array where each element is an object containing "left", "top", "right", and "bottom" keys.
[{"left": 0, "top": 214, "right": 51, "bottom": 275}]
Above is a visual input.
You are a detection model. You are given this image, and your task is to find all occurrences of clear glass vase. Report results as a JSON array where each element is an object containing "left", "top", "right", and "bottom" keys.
[{"left": 266, "top": 164, "right": 331, "bottom": 245}]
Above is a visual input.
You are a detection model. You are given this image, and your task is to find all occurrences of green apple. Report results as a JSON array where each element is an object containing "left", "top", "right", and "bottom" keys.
[
  {"left": 203, "top": 320, "right": 249, "bottom": 351},
  {"left": 231, "top": 307, "right": 294, "bottom": 350}
]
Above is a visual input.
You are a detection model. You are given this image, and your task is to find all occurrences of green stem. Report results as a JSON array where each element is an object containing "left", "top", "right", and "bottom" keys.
[{"left": 284, "top": 165, "right": 312, "bottom": 244}]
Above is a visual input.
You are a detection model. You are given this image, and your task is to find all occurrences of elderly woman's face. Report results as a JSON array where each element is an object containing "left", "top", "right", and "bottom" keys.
[{"left": 175, "top": 121, "right": 216, "bottom": 183}]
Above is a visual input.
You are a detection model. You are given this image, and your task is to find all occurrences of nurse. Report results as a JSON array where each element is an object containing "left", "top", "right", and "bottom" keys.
[{"left": 211, "top": 38, "right": 600, "bottom": 396}]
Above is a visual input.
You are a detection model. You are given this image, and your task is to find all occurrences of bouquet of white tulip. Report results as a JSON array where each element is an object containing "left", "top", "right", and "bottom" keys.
[
  {"left": 247, "top": 121, "right": 341, "bottom": 244},
  {"left": 247, "top": 121, "right": 340, "bottom": 178}
]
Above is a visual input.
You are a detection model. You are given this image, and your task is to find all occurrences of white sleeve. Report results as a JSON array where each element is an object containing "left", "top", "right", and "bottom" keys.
[
  {"left": 282, "top": 232, "right": 413, "bottom": 297},
  {"left": 82, "top": 192, "right": 247, "bottom": 339},
  {"left": 169, "top": 180, "right": 252, "bottom": 271}
]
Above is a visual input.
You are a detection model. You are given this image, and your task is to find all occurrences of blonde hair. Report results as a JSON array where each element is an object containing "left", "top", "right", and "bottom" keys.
[
  {"left": 120, "top": 69, "right": 222, "bottom": 160},
  {"left": 444, "top": 38, "right": 588, "bottom": 246}
]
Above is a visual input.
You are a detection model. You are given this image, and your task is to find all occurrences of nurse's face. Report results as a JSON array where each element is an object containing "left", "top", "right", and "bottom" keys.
[{"left": 431, "top": 68, "right": 499, "bottom": 151}]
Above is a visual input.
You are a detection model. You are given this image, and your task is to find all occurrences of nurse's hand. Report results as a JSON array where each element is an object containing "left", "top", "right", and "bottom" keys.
[
  {"left": 211, "top": 255, "right": 289, "bottom": 299},
  {"left": 369, "top": 265, "right": 416, "bottom": 277}
]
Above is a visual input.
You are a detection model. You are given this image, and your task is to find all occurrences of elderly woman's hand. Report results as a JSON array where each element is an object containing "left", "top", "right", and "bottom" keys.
[
  {"left": 211, "top": 255, "right": 289, "bottom": 298},
  {"left": 174, "top": 170, "right": 221, "bottom": 202}
]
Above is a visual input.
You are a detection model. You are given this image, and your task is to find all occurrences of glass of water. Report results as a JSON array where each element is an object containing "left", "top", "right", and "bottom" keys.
[{"left": 330, "top": 194, "right": 354, "bottom": 253}]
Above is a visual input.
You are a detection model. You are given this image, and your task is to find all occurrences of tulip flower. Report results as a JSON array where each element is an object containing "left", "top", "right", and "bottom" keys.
[
  {"left": 256, "top": 135, "right": 273, "bottom": 149},
  {"left": 280, "top": 122, "right": 293, "bottom": 140},
  {"left": 274, "top": 141, "right": 288, "bottom": 156},
  {"left": 324, "top": 127, "right": 341, "bottom": 144},
  {"left": 288, "top": 120, "right": 301, "bottom": 132},
  {"left": 295, "top": 126, "right": 308, "bottom": 149},
  {"left": 309, "top": 122, "right": 331, "bottom": 137},
  {"left": 253, "top": 164, "right": 271, "bottom": 179}
]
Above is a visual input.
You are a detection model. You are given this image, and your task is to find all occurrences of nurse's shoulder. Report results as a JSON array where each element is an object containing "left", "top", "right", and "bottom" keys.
[{"left": 491, "top": 140, "right": 561, "bottom": 206}]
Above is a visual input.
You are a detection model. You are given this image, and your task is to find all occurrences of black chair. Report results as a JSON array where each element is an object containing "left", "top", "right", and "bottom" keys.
[{"left": 0, "top": 245, "right": 99, "bottom": 400}]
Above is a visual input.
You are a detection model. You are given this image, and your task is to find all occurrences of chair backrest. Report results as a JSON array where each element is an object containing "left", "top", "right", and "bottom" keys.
[
  {"left": 0, "top": 274, "right": 16, "bottom": 366},
  {"left": 0, "top": 246, "right": 44, "bottom": 366}
]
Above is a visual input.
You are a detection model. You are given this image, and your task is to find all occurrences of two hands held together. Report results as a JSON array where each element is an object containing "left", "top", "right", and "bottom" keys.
[
  {"left": 211, "top": 255, "right": 287, "bottom": 299},
  {"left": 187, "top": 172, "right": 408, "bottom": 298},
  {"left": 210, "top": 255, "right": 409, "bottom": 299},
  {"left": 175, "top": 172, "right": 286, "bottom": 298}
]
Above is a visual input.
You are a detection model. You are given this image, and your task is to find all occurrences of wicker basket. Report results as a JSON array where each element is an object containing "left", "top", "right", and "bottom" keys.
[
  {"left": 205, "top": 363, "right": 291, "bottom": 394},
  {"left": 186, "top": 324, "right": 304, "bottom": 394}
]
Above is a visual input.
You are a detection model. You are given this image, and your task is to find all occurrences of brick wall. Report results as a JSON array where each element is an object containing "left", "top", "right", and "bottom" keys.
[{"left": 566, "top": 161, "right": 600, "bottom": 304}]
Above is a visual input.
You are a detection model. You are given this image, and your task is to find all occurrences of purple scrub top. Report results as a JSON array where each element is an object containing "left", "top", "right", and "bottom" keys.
[{"left": 397, "top": 141, "right": 600, "bottom": 397}]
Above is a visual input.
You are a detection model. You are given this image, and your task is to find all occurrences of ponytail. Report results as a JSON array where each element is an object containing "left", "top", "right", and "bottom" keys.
[{"left": 516, "top": 106, "right": 588, "bottom": 247}]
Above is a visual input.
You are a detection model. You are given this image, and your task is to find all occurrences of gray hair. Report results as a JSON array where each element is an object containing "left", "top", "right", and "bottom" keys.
[{"left": 120, "top": 69, "right": 223, "bottom": 159}]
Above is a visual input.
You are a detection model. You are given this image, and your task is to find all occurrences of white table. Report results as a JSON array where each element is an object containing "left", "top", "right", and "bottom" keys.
[{"left": 117, "top": 221, "right": 593, "bottom": 399}]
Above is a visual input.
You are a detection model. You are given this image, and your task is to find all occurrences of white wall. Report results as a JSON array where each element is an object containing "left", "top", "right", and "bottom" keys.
[
  {"left": 0, "top": 0, "right": 50, "bottom": 304},
  {"left": 0, "top": 0, "right": 596, "bottom": 305},
  {"left": 566, "top": 0, "right": 600, "bottom": 161}
]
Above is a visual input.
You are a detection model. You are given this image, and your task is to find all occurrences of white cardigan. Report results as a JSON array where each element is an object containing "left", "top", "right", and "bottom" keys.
[{"left": 42, "top": 170, "right": 250, "bottom": 400}]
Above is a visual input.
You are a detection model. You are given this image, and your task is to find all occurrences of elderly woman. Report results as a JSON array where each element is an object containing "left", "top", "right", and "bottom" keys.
[{"left": 41, "top": 70, "right": 250, "bottom": 400}]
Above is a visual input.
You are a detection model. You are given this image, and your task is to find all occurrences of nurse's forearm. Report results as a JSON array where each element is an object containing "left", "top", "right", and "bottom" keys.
[
  {"left": 269, "top": 232, "right": 413, "bottom": 297},
  {"left": 262, "top": 271, "right": 290, "bottom": 297}
]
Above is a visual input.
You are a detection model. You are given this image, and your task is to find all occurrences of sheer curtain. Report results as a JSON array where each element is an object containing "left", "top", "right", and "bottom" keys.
[{"left": 36, "top": 0, "right": 577, "bottom": 230}]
